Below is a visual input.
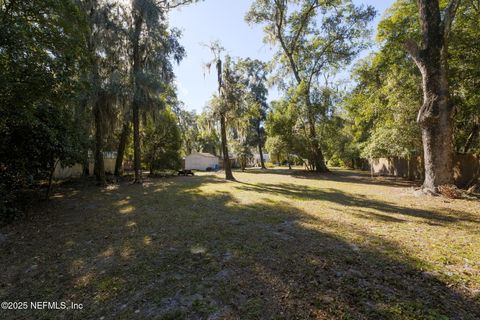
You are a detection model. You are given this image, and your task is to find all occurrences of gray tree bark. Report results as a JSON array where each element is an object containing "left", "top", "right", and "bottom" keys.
[
  {"left": 220, "top": 114, "right": 234, "bottom": 180},
  {"left": 216, "top": 59, "right": 235, "bottom": 181},
  {"left": 256, "top": 122, "right": 266, "bottom": 169},
  {"left": 405, "top": 0, "right": 461, "bottom": 192}
]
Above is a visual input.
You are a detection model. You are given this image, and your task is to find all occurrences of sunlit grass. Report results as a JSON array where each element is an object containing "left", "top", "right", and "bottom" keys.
[{"left": 1, "top": 168, "right": 479, "bottom": 319}]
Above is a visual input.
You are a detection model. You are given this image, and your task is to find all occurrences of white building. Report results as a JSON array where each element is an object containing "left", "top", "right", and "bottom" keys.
[
  {"left": 250, "top": 153, "right": 270, "bottom": 166},
  {"left": 53, "top": 151, "right": 118, "bottom": 179},
  {"left": 184, "top": 152, "right": 219, "bottom": 171}
]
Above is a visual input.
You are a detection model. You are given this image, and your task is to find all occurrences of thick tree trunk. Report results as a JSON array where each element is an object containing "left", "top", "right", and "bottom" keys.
[
  {"left": 93, "top": 99, "right": 106, "bottom": 186},
  {"left": 115, "top": 117, "right": 130, "bottom": 176},
  {"left": 220, "top": 113, "right": 235, "bottom": 181},
  {"left": 258, "top": 143, "right": 266, "bottom": 169},
  {"left": 420, "top": 109, "right": 454, "bottom": 189},
  {"left": 257, "top": 124, "right": 266, "bottom": 169},
  {"left": 307, "top": 109, "right": 329, "bottom": 173},
  {"left": 405, "top": 0, "right": 460, "bottom": 192}
]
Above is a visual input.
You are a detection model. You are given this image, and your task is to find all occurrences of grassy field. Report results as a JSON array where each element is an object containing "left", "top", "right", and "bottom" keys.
[{"left": 1, "top": 168, "right": 479, "bottom": 319}]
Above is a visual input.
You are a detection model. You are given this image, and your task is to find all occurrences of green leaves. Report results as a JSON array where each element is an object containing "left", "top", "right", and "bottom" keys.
[
  {"left": 247, "top": 0, "right": 375, "bottom": 170},
  {"left": 0, "top": 0, "right": 89, "bottom": 196},
  {"left": 247, "top": 0, "right": 375, "bottom": 85},
  {"left": 144, "top": 108, "right": 182, "bottom": 171},
  {"left": 346, "top": 0, "right": 480, "bottom": 159}
]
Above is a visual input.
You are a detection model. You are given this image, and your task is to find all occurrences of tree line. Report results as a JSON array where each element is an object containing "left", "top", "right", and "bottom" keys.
[
  {"left": 339, "top": 0, "right": 479, "bottom": 192},
  {"left": 0, "top": 0, "right": 198, "bottom": 216},
  {"left": 1, "top": 0, "right": 479, "bottom": 218},
  {"left": 247, "top": 0, "right": 479, "bottom": 193}
]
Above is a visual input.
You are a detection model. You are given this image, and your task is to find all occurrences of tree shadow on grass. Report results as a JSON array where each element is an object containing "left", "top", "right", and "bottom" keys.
[
  {"left": 0, "top": 175, "right": 479, "bottom": 319},
  {"left": 246, "top": 167, "right": 420, "bottom": 188},
  {"left": 235, "top": 182, "right": 480, "bottom": 226}
]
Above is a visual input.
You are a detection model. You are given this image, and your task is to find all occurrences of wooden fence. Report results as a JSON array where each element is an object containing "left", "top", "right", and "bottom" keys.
[{"left": 364, "top": 154, "right": 479, "bottom": 187}]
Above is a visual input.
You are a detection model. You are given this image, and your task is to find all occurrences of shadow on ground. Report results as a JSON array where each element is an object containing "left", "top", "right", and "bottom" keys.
[
  {"left": 0, "top": 173, "right": 479, "bottom": 319},
  {"left": 235, "top": 181, "right": 480, "bottom": 226},
  {"left": 245, "top": 167, "right": 419, "bottom": 188}
]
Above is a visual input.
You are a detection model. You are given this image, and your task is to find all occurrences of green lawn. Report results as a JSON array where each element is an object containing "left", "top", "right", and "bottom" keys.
[{"left": 1, "top": 169, "right": 479, "bottom": 319}]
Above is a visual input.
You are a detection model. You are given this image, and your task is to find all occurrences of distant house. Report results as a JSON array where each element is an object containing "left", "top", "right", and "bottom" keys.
[
  {"left": 185, "top": 152, "right": 219, "bottom": 171},
  {"left": 53, "top": 151, "right": 118, "bottom": 179},
  {"left": 250, "top": 153, "right": 270, "bottom": 166}
]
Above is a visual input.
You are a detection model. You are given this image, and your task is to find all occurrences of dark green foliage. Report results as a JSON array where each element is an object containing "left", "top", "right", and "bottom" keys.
[
  {"left": 0, "top": 0, "right": 88, "bottom": 217},
  {"left": 449, "top": 1, "right": 480, "bottom": 154},
  {"left": 247, "top": 0, "right": 375, "bottom": 172},
  {"left": 144, "top": 109, "right": 182, "bottom": 172},
  {"left": 0, "top": 0, "right": 192, "bottom": 215},
  {"left": 341, "top": 0, "right": 480, "bottom": 166},
  {"left": 266, "top": 99, "right": 309, "bottom": 165}
]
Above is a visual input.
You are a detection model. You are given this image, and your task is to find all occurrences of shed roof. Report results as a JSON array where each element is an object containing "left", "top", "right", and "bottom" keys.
[{"left": 187, "top": 152, "right": 218, "bottom": 159}]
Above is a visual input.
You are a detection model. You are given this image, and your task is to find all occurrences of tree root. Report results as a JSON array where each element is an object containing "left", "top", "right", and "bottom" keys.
[
  {"left": 413, "top": 187, "right": 438, "bottom": 197},
  {"left": 467, "top": 183, "right": 480, "bottom": 195}
]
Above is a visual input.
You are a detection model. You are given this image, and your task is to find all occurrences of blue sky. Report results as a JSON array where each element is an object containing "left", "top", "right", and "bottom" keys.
[{"left": 169, "top": 0, "right": 395, "bottom": 113}]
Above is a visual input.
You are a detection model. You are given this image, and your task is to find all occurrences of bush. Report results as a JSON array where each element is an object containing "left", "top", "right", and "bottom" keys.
[
  {"left": 144, "top": 109, "right": 183, "bottom": 173},
  {"left": 265, "top": 162, "right": 276, "bottom": 168},
  {"left": 327, "top": 156, "right": 343, "bottom": 167}
]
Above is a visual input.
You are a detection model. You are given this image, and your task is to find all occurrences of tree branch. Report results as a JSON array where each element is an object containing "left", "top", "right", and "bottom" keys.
[
  {"left": 442, "top": 0, "right": 461, "bottom": 40},
  {"left": 290, "top": 1, "right": 319, "bottom": 53},
  {"left": 404, "top": 39, "right": 424, "bottom": 68},
  {"left": 157, "top": 0, "right": 196, "bottom": 10},
  {"left": 274, "top": 0, "right": 302, "bottom": 84}
]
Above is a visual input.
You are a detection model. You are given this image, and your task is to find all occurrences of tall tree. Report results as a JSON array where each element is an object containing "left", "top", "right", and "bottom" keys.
[
  {"left": 266, "top": 99, "right": 298, "bottom": 169},
  {"left": 238, "top": 59, "right": 269, "bottom": 169},
  {"left": 1, "top": 0, "right": 88, "bottom": 207},
  {"left": 85, "top": 0, "right": 107, "bottom": 185},
  {"left": 204, "top": 42, "right": 235, "bottom": 180},
  {"left": 129, "top": 0, "right": 191, "bottom": 183},
  {"left": 404, "top": 0, "right": 461, "bottom": 192},
  {"left": 246, "top": 0, "right": 375, "bottom": 172},
  {"left": 80, "top": 0, "right": 130, "bottom": 185},
  {"left": 144, "top": 107, "right": 182, "bottom": 174},
  {"left": 175, "top": 106, "right": 200, "bottom": 156}
]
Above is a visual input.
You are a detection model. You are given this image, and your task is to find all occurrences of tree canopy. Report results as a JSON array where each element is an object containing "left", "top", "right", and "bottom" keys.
[{"left": 2, "top": 0, "right": 480, "bottom": 216}]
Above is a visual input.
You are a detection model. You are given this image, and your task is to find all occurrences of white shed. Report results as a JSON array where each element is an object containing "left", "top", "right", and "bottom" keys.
[
  {"left": 185, "top": 152, "right": 219, "bottom": 171},
  {"left": 251, "top": 153, "right": 270, "bottom": 166}
]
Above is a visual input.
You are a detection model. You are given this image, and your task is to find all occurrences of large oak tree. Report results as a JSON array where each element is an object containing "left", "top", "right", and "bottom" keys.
[
  {"left": 405, "top": 0, "right": 461, "bottom": 192},
  {"left": 246, "top": 0, "right": 374, "bottom": 172}
]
